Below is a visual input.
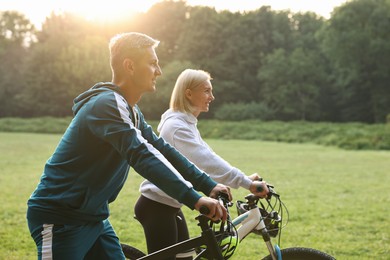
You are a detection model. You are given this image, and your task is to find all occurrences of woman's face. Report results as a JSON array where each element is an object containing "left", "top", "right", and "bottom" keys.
[{"left": 186, "top": 80, "right": 215, "bottom": 117}]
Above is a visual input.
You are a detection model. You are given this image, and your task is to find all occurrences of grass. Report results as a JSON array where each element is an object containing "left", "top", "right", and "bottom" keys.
[
  {"left": 0, "top": 132, "right": 389, "bottom": 259},
  {"left": 1, "top": 117, "right": 389, "bottom": 151},
  {"left": 197, "top": 120, "right": 390, "bottom": 151}
]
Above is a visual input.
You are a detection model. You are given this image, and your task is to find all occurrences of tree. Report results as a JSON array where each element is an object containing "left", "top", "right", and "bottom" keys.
[
  {"left": 175, "top": 6, "right": 297, "bottom": 109},
  {"left": 16, "top": 13, "right": 110, "bottom": 116},
  {"left": 290, "top": 12, "right": 335, "bottom": 121},
  {"left": 0, "top": 11, "right": 35, "bottom": 116},
  {"left": 318, "top": 0, "right": 390, "bottom": 122},
  {"left": 0, "top": 11, "right": 35, "bottom": 47},
  {"left": 2, "top": 0, "right": 387, "bottom": 123},
  {"left": 176, "top": 5, "right": 222, "bottom": 68},
  {"left": 136, "top": 0, "right": 189, "bottom": 66},
  {"left": 257, "top": 48, "right": 325, "bottom": 120},
  {"left": 228, "top": 8, "right": 295, "bottom": 103}
]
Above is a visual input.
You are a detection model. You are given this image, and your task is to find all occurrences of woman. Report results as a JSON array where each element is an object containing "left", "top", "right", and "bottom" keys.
[{"left": 134, "top": 69, "right": 269, "bottom": 260}]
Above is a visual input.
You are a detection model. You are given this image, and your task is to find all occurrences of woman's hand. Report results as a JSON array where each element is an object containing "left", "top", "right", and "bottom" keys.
[
  {"left": 248, "top": 173, "right": 262, "bottom": 181},
  {"left": 209, "top": 183, "right": 232, "bottom": 201},
  {"left": 249, "top": 181, "right": 269, "bottom": 198}
]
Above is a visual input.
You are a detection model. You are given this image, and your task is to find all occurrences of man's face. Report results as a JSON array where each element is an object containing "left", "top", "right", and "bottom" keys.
[{"left": 132, "top": 47, "right": 162, "bottom": 94}]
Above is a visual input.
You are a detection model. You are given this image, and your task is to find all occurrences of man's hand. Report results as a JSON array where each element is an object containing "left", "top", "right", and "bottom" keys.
[
  {"left": 195, "top": 197, "right": 227, "bottom": 222},
  {"left": 249, "top": 181, "right": 269, "bottom": 198},
  {"left": 209, "top": 184, "right": 232, "bottom": 201}
]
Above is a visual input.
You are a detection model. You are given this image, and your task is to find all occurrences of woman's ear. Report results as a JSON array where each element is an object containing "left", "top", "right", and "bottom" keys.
[{"left": 185, "top": 89, "right": 192, "bottom": 99}]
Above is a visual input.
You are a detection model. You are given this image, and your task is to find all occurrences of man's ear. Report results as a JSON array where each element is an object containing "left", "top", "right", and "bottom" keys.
[{"left": 123, "top": 58, "right": 135, "bottom": 74}]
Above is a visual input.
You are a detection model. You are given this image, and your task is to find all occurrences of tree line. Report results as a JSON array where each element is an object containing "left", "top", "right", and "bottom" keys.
[{"left": 0, "top": 0, "right": 389, "bottom": 123}]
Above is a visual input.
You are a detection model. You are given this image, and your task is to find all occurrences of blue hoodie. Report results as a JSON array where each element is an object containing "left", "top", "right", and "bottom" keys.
[{"left": 27, "top": 82, "right": 217, "bottom": 225}]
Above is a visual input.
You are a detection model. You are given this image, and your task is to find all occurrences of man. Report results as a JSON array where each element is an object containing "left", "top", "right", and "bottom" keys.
[{"left": 27, "top": 32, "right": 231, "bottom": 259}]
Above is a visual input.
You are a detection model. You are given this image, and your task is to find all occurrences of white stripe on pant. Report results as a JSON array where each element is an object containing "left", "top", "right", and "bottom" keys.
[{"left": 41, "top": 224, "right": 54, "bottom": 260}]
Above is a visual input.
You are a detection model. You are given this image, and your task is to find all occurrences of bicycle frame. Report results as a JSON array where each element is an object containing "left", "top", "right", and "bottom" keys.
[
  {"left": 123, "top": 190, "right": 283, "bottom": 260},
  {"left": 135, "top": 214, "right": 226, "bottom": 260},
  {"left": 123, "top": 188, "right": 336, "bottom": 260},
  {"left": 133, "top": 208, "right": 277, "bottom": 260},
  {"left": 128, "top": 203, "right": 276, "bottom": 260},
  {"left": 230, "top": 200, "right": 279, "bottom": 260},
  {"left": 233, "top": 206, "right": 262, "bottom": 240}
]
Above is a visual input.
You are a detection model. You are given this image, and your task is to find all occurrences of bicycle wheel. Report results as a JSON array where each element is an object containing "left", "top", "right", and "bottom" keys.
[
  {"left": 262, "top": 247, "right": 335, "bottom": 260},
  {"left": 121, "top": 243, "right": 146, "bottom": 260}
]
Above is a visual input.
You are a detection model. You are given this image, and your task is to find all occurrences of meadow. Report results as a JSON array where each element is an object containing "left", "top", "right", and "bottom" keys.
[
  {"left": 0, "top": 132, "right": 389, "bottom": 259},
  {"left": 0, "top": 117, "right": 389, "bottom": 151}
]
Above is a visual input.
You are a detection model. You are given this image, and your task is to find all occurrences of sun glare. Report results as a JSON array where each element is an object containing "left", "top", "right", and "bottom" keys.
[
  {"left": 1, "top": 0, "right": 162, "bottom": 27},
  {"left": 2, "top": 0, "right": 348, "bottom": 28},
  {"left": 55, "top": 0, "right": 160, "bottom": 23}
]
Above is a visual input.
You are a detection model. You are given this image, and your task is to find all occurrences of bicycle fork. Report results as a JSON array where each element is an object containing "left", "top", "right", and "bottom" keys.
[
  {"left": 235, "top": 208, "right": 281, "bottom": 260},
  {"left": 261, "top": 227, "right": 279, "bottom": 260}
]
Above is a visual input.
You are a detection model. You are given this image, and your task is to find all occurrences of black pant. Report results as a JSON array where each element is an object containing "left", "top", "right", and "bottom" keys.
[{"left": 134, "top": 195, "right": 192, "bottom": 260}]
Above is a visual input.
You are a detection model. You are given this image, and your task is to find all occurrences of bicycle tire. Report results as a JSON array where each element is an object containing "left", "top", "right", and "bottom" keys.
[
  {"left": 262, "top": 247, "right": 335, "bottom": 260},
  {"left": 121, "top": 243, "right": 146, "bottom": 260}
]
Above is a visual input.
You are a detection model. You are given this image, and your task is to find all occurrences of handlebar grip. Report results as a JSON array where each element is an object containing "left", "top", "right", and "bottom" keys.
[
  {"left": 256, "top": 185, "right": 264, "bottom": 192},
  {"left": 199, "top": 205, "right": 210, "bottom": 215}
]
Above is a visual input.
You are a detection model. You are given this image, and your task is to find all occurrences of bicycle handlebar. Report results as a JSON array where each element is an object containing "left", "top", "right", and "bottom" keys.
[
  {"left": 198, "top": 192, "right": 231, "bottom": 217},
  {"left": 199, "top": 184, "right": 279, "bottom": 217},
  {"left": 199, "top": 205, "right": 210, "bottom": 215}
]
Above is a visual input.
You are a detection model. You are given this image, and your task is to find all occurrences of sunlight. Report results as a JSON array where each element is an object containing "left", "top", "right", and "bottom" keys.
[
  {"left": 186, "top": 0, "right": 348, "bottom": 18},
  {"left": 1, "top": 0, "right": 161, "bottom": 27},
  {"left": 1, "top": 0, "right": 349, "bottom": 28},
  {"left": 55, "top": 0, "right": 160, "bottom": 23}
]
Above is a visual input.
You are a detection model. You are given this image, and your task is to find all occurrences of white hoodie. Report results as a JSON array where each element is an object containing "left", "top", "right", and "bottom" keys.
[{"left": 139, "top": 109, "right": 252, "bottom": 208}]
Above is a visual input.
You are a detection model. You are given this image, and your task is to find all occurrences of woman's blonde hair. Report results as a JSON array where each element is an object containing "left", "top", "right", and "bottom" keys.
[{"left": 170, "top": 69, "right": 212, "bottom": 113}]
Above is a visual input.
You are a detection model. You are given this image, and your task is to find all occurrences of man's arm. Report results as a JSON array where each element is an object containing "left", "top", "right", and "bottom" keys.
[{"left": 88, "top": 93, "right": 216, "bottom": 209}]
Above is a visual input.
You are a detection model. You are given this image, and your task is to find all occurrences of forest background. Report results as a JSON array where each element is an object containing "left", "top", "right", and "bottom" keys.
[
  {"left": 1, "top": 1, "right": 389, "bottom": 258},
  {"left": 0, "top": 0, "right": 389, "bottom": 124}
]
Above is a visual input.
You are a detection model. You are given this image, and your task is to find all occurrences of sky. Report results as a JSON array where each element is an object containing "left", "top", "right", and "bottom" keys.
[{"left": 1, "top": 0, "right": 349, "bottom": 28}]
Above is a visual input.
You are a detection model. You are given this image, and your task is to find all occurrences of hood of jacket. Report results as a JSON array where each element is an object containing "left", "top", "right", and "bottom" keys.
[
  {"left": 157, "top": 109, "right": 197, "bottom": 133},
  {"left": 72, "top": 82, "right": 124, "bottom": 115}
]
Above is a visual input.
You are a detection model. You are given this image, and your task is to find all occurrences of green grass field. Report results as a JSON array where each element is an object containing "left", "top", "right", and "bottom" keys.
[{"left": 1, "top": 132, "right": 389, "bottom": 259}]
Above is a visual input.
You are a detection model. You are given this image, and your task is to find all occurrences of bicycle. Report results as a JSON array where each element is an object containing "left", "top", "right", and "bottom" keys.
[{"left": 120, "top": 184, "right": 335, "bottom": 259}]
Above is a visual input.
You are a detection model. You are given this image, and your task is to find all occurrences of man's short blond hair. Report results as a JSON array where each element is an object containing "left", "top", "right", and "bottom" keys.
[
  {"left": 109, "top": 32, "right": 160, "bottom": 73},
  {"left": 170, "top": 69, "right": 212, "bottom": 113}
]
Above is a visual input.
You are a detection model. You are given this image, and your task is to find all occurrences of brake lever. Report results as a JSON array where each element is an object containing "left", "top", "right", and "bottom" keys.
[{"left": 267, "top": 185, "right": 280, "bottom": 199}]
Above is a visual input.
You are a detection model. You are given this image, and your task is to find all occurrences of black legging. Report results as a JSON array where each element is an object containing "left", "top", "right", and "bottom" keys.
[{"left": 134, "top": 195, "right": 192, "bottom": 260}]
